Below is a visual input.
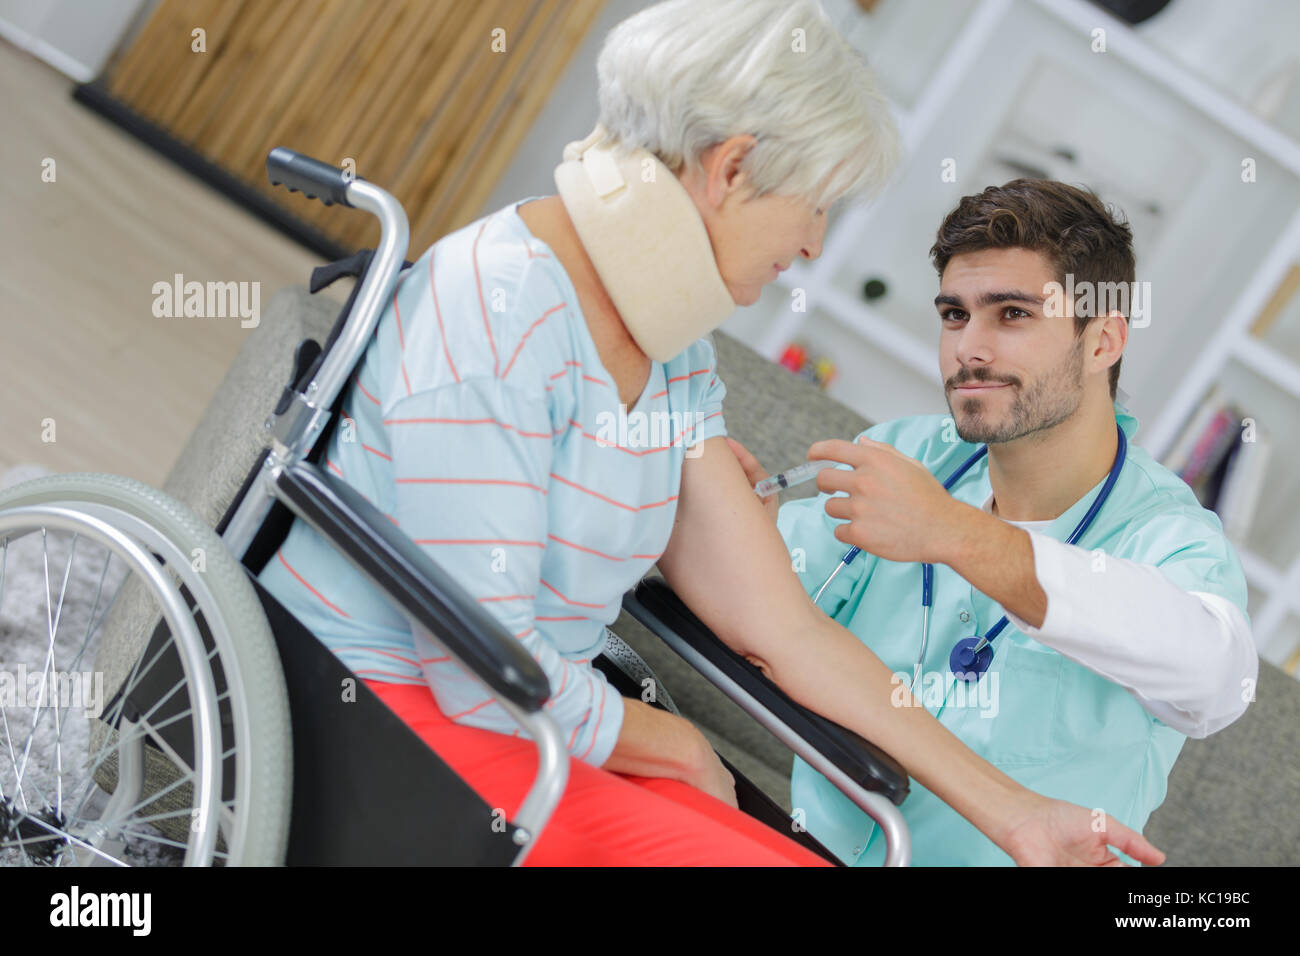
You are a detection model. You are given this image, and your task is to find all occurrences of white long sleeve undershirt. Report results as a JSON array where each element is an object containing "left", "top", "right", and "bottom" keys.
[{"left": 985, "top": 492, "right": 1258, "bottom": 739}]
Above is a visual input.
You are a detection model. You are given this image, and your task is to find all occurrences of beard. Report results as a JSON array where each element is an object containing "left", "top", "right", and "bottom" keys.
[{"left": 947, "top": 334, "right": 1086, "bottom": 445}]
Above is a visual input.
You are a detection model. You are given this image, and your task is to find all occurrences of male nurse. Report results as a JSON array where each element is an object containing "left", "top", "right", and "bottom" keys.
[{"left": 742, "top": 179, "right": 1258, "bottom": 866}]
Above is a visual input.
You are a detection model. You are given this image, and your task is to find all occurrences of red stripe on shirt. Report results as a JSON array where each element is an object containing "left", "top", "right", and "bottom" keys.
[
  {"left": 330, "top": 646, "right": 420, "bottom": 668},
  {"left": 448, "top": 697, "right": 498, "bottom": 720},
  {"left": 412, "top": 538, "right": 545, "bottom": 548},
  {"left": 566, "top": 419, "right": 675, "bottom": 457},
  {"left": 397, "top": 477, "right": 547, "bottom": 493},
  {"left": 540, "top": 579, "right": 606, "bottom": 609},
  {"left": 384, "top": 415, "right": 557, "bottom": 439},
  {"left": 471, "top": 220, "right": 500, "bottom": 377},
  {"left": 577, "top": 679, "right": 608, "bottom": 761},
  {"left": 354, "top": 372, "right": 381, "bottom": 405},
  {"left": 666, "top": 368, "right": 711, "bottom": 385},
  {"left": 549, "top": 472, "right": 675, "bottom": 511},
  {"left": 277, "top": 549, "right": 350, "bottom": 618},
  {"left": 547, "top": 666, "right": 569, "bottom": 708},
  {"left": 429, "top": 245, "right": 461, "bottom": 383},
  {"left": 354, "top": 669, "right": 421, "bottom": 680},
  {"left": 392, "top": 282, "right": 414, "bottom": 397},
  {"left": 546, "top": 534, "right": 624, "bottom": 562},
  {"left": 502, "top": 302, "right": 566, "bottom": 381}
]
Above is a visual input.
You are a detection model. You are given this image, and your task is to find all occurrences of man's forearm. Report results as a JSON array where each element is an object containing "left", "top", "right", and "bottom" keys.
[
  {"left": 761, "top": 603, "right": 1039, "bottom": 847},
  {"left": 942, "top": 502, "right": 1047, "bottom": 628}
]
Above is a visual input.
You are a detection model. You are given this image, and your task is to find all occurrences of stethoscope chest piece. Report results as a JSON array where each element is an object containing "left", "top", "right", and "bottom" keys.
[{"left": 949, "top": 636, "right": 993, "bottom": 683}]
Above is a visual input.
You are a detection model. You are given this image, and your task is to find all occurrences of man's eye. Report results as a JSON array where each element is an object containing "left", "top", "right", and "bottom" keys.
[
  {"left": 1004, "top": 307, "right": 1029, "bottom": 319},
  {"left": 941, "top": 309, "right": 966, "bottom": 322}
]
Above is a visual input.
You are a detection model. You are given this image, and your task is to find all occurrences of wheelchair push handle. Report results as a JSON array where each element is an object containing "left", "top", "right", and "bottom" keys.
[{"left": 266, "top": 147, "right": 355, "bottom": 207}]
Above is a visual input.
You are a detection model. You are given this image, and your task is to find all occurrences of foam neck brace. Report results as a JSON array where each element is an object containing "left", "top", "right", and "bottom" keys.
[{"left": 553, "top": 123, "right": 736, "bottom": 363}]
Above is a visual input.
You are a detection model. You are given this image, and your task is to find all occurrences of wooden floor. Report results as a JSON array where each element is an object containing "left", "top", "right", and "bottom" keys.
[{"left": 0, "top": 40, "right": 344, "bottom": 487}]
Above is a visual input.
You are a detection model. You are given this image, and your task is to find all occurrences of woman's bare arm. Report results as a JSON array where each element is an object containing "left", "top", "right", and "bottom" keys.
[{"left": 655, "top": 436, "right": 1042, "bottom": 851}]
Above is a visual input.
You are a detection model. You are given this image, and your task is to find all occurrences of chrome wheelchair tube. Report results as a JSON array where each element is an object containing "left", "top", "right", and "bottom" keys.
[
  {"left": 299, "top": 179, "right": 409, "bottom": 423},
  {"left": 221, "top": 179, "right": 409, "bottom": 565},
  {"left": 494, "top": 701, "right": 569, "bottom": 866},
  {"left": 640, "top": 618, "right": 911, "bottom": 866}
]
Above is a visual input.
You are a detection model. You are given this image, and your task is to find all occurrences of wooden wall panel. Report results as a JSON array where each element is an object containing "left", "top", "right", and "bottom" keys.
[{"left": 102, "top": 0, "right": 607, "bottom": 253}]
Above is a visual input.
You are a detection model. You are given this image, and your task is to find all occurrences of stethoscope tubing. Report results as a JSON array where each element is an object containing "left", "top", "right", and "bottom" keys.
[{"left": 812, "top": 422, "right": 1128, "bottom": 683}]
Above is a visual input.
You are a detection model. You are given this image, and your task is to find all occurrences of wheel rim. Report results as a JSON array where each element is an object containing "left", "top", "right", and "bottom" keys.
[{"left": 0, "top": 506, "right": 222, "bottom": 866}]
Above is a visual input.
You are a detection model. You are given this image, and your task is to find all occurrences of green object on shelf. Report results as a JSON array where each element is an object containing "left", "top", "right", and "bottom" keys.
[{"left": 862, "top": 277, "right": 887, "bottom": 300}]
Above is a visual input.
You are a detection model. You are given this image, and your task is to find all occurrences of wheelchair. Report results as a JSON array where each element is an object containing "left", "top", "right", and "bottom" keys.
[{"left": 0, "top": 149, "right": 912, "bottom": 866}]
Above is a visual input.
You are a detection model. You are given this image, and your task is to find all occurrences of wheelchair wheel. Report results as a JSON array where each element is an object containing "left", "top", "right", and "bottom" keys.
[{"left": 0, "top": 473, "right": 291, "bottom": 865}]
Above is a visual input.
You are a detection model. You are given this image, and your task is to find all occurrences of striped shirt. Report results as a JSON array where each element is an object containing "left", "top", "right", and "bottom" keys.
[{"left": 256, "top": 196, "right": 728, "bottom": 767}]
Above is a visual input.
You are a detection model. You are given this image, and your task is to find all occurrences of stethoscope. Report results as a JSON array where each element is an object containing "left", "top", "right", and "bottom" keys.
[{"left": 812, "top": 421, "right": 1128, "bottom": 686}]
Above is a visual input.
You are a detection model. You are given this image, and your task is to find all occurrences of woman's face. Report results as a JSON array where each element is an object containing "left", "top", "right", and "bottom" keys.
[{"left": 677, "top": 135, "right": 835, "bottom": 307}]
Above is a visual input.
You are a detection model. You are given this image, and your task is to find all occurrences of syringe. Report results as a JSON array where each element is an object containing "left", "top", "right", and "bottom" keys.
[{"left": 753, "top": 459, "right": 837, "bottom": 498}]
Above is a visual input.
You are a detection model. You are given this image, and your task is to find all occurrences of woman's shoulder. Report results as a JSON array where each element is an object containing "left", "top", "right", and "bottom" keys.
[
  {"left": 661, "top": 334, "right": 726, "bottom": 421},
  {"left": 424, "top": 198, "right": 565, "bottom": 313},
  {"left": 664, "top": 333, "right": 723, "bottom": 382},
  {"left": 390, "top": 201, "right": 579, "bottom": 395}
]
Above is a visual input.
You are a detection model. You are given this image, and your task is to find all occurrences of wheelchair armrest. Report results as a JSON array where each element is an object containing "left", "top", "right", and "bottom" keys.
[
  {"left": 272, "top": 459, "right": 550, "bottom": 711},
  {"left": 625, "top": 578, "right": 910, "bottom": 806}
]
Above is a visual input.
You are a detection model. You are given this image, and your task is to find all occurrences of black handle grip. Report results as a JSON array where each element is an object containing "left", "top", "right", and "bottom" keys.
[{"left": 266, "top": 147, "right": 355, "bottom": 207}]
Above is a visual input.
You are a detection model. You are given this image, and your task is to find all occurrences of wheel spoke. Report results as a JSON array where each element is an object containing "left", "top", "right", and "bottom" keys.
[
  {"left": 0, "top": 493, "right": 277, "bottom": 867},
  {"left": 7, "top": 810, "right": 129, "bottom": 867}
]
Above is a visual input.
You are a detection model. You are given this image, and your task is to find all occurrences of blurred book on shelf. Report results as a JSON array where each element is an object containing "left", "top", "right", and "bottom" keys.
[{"left": 1163, "top": 385, "right": 1271, "bottom": 543}]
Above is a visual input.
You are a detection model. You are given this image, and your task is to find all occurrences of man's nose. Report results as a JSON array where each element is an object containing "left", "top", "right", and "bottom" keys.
[{"left": 954, "top": 320, "right": 997, "bottom": 367}]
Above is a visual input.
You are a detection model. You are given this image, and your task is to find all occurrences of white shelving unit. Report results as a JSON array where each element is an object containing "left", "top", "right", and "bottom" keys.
[{"left": 721, "top": 0, "right": 1300, "bottom": 674}]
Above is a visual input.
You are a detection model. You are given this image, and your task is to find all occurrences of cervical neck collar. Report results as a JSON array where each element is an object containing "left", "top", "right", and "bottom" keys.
[{"left": 553, "top": 123, "right": 736, "bottom": 362}]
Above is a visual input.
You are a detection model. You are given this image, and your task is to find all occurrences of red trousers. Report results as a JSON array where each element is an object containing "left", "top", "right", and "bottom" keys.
[{"left": 365, "top": 680, "right": 832, "bottom": 866}]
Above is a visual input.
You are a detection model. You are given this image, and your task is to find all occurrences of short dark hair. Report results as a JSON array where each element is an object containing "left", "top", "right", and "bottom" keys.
[{"left": 929, "top": 179, "right": 1135, "bottom": 400}]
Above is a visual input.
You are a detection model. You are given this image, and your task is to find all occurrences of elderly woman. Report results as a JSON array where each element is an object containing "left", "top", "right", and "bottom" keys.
[{"left": 259, "top": 0, "right": 1163, "bottom": 865}]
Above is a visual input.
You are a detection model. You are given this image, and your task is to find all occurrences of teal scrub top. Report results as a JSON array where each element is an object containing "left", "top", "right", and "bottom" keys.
[{"left": 777, "top": 401, "right": 1249, "bottom": 866}]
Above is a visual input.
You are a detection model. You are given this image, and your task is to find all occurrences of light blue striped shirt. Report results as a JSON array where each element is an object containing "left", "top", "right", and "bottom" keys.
[{"left": 257, "top": 196, "right": 728, "bottom": 766}]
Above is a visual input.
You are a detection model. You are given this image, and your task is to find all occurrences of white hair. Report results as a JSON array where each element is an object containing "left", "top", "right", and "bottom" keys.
[{"left": 594, "top": 0, "right": 900, "bottom": 211}]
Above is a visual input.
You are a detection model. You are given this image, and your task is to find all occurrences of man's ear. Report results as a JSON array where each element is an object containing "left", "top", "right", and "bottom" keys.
[{"left": 1099, "top": 308, "right": 1129, "bottom": 362}]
